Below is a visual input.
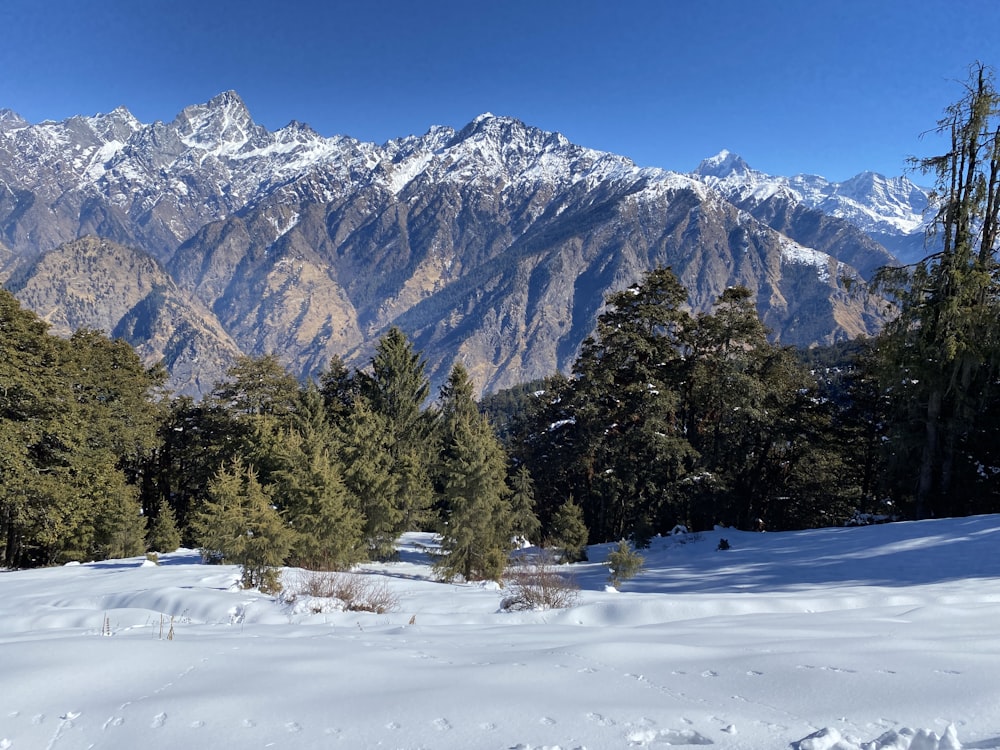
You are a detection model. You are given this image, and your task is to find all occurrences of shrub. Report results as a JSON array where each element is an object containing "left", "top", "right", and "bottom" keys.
[
  {"left": 500, "top": 553, "right": 579, "bottom": 611},
  {"left": 717, "top": 538, "right": 731, "bottom": 551},
  {"left": 606, "top": 540, "right": 644, "bottom": 588},
  {"left": 283, "top": 570, "right": 399, "bottom": 614}
]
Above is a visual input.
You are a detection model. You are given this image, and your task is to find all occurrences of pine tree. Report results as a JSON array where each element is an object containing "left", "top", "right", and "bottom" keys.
[
  {"left": 271, "top": 428, "right": 365, "bottom": 570},
  {"left": 433, "top": 364, "right": 515, "bottom": 582},
  {"left": 339, "top": 399, "right": 402, "bottom": 561},
  {"left": 358, "top": 328, "right": 436, "bottom": 529},
  {"left": 547, "top": 498, "right": 589, "bottom": 563},
  {"left": 875, "top": 63, "right": 1000, "bottom": 517},
  {"left": 147, "top": 498, "right": 182, "bottom": 553},
  {"left": 190, "top": 460, "right": 293, "bottom": 592},
  {"left": 509, "top": 466, "right": 541, "bottom": 546},
  {"left": 554, "top": 268, "right": 696, "bottom": 542}
]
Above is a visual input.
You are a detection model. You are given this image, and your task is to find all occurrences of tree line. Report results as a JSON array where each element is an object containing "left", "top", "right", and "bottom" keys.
[{"left": 1, "top": 64, "right": 998, "bottom": 580}]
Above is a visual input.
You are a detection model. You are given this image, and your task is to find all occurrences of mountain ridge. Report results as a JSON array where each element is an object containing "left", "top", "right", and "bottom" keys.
[{"left": 0, "top": 94, "right": 909, "bottom": 396}]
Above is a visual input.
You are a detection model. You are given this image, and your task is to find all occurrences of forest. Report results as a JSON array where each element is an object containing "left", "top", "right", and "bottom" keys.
[{"left": 1, "top": 65, "right": 999, "bottom": 583}]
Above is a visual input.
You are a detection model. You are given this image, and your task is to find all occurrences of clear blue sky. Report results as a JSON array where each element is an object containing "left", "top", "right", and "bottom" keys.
[{"left": 1, "top": 0, "right": 998, "bottom": 181}]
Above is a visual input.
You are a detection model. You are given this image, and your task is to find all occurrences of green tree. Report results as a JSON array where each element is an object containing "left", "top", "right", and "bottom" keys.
[
  {"left": 509, "top": 466, "right": 541, "bottom": 545},
  {"left": 271, "top": 427, "right": 365, "bottom": 570},
  {"left": 549, "top": 268, "right": 696, "bottom": 542},
  {"left": 147, "top": 498, "right": 182, "bottom": 553},
  {"left": 433, "top": 364, "right": 516, "bottom": 582},
  {"left": 338, "top": 399, "right": 401, "bottom": 560},
  {"left": 358, "top": 327, "right": 436, "bottom": 529},
  {"left": 875, "top": 62, "right": 1000, "bottom": 517},
  {"left": 606, "top": 539, "right": 644, "bottom": 588},
  {"left": 679, "top": 287, "right": 848, "bottom": 530},
  {"left": 190, "top": 460, "right": 293, "bottom": 593},
  {"left": 212, "top": 353, "right": 301, "bottom": 420},
  {"left": 547, "top": 497, "right": 589, "bottom": 563}
]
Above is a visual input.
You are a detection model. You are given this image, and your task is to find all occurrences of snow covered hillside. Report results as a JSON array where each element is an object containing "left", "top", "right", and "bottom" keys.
[{"left": 2, "top": 516, "right": 999, "bottom": 749}]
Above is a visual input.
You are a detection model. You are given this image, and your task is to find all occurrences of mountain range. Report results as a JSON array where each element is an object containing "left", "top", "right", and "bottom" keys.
[{"left": 0, "top": 92, "right": 930, "bottom": 397}]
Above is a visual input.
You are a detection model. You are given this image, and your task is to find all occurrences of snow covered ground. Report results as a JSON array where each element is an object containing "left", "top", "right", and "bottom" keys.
[{"left": 2, "top": 516, "right": 999, "bottom": 749}]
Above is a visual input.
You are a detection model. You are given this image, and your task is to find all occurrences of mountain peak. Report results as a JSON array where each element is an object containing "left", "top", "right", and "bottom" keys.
[
  {"left": 693, "top": 150, "right": 753, "bottom": 178},
  {"left": 0, "top": 108, "right": 28, "bottom": 131},
  {"left": 173, "top": 90, "right": 260, "bottom": 154}
]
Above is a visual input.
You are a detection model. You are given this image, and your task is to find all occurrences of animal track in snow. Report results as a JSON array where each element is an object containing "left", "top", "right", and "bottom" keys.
[
  {"left": 797, "top": 664, "right": 857, "bottom": 674},
  {"left": 151, "top": 712, "right": 167, "bottom": 728},
  {"left": 433, "top": 717, "right": 452, "bottom": 731},
  {"left": 587, "top": 712, "right": 616, "bottom": 727}
]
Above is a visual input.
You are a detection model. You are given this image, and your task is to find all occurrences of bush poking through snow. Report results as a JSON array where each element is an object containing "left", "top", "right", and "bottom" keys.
[
  {"left": 500, "top": 553, "right": 579, "bottom": 611},
  {"left": 606, "top": 540, "right": 644, "bottom": 588},
  {"left": 283, "top": 570, "right": 399, "bottom": 614},
  {"left": 717, "top": 538, "right": 731, "bottom": 551}
]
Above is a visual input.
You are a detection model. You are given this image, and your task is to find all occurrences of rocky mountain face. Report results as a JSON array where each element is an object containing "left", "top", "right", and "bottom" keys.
[{"left": 0, "top": 94, "right": 907, "bottom": 397}]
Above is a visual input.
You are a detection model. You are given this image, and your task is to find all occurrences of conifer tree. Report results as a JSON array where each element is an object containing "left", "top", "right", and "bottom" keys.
[
  {"left": 271, "top": 428, "right": 365, "bottom": 570},
  {"left": 548, "top": 498, "right": 589, "bottom": 563},
  {"left": 358, "top": 328, "right": 436, "bottom": 529},
  {"left": 190, "top": 460, "right": 292, "bottom": 593},
  {"left": 147, "top": 498, "right": 182, "bottom": 553},
  {"left": 875, "top": 62, "right": 1000, "bottom": 517},
  {"left": 509, "top": 466, "right": 541, "bottom": 546},
  {"left": 339, "top": 399, "right": 402, "bottom": 560},
  {"left": 434, "top": 364, "right": 515, "bottom": 582}
]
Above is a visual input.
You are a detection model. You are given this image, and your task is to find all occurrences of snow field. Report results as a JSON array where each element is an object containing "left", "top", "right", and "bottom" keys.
[{"left": 1, "top": 518, "right": 999, "bottom": 749}]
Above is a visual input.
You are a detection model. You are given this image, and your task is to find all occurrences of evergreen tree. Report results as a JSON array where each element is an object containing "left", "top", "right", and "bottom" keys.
[
  {"left": 875, "top": 63, "right": 1000, "bottom": 517},
  {"left": 547, "top": 498, "right": 589, "bottom": 563},
  {"left": 190, "top": 460, "right": 292, "bottom": 593},
  {"left": 338, "top": 399, "right": 402, "bottom": 560},
  {"left": 271, "top": 428, "right": 365, "bottom": 570},
  {"left": 434, "top": 364, "right": 515, "bottom": 582},
  {"left": 358, "top": 328, "right": 436, "bottom": 529},
  {"left": 318, "top": 354, "right": 359, "bottom": 428},
  {"left": 554, "top": 268, "right": 696, "bottom": 541},
  {"left": 509, "top": 466, "right": 541, "bottom": 545},
  {"left": 212, "top": 353, "right": 301, "bottom": 420},
  {"left": 147, "top": 498, "right": 182, "bottom": 553}
]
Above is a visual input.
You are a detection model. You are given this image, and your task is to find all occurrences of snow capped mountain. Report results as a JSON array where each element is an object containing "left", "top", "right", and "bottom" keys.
[
  {"left": 0, "top": 94, "right": 893, "bottom": 397},
  {"left": 694, "top": 150, "right": 932, "bottom": 263}
]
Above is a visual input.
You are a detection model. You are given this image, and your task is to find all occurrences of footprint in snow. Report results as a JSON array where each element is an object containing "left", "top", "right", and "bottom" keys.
[
  {"left": 540, "top": 716, "right": 557, "bottom": 725},
  {"left": 386, "top": 721, "right": 401, "bottom": 730},
  {"left": 242, "top": 719, "right": 256, "bottom": 728},
  {"left": 285, "top": 722, "right": 302, "bottom": 733},
  {"left": 701, "top": 670, "right": 719, "bottom": 677},
  {"left": 31, "top": 714, "right": 45, "bottom": 725},
  {"left": 433, "top": 718, "right": 452, "bottom": 731},
  {"left": 190, "top": 720, "right": 205, "bottom": 728},
  {"left": 102, "top": 716, "right": 125, "bottom": 730},
  {"left": 587, "top": 712, "right": 616, "bottom": 727},
  {"left": 151, "top": 712, "right": 167, "bottom": 728}
]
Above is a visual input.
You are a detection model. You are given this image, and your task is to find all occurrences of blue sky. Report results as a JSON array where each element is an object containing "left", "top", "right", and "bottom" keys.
[{"left": 1, "top": 0, "right": 998, "bottom": 181}]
